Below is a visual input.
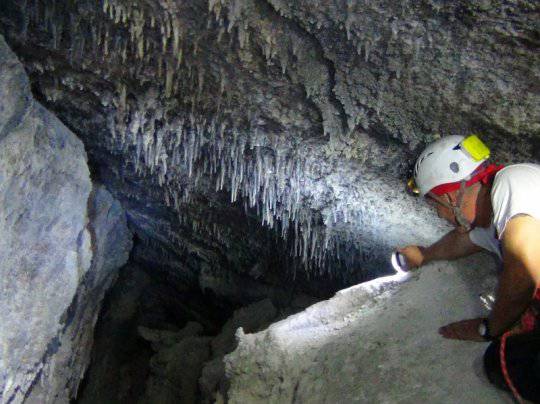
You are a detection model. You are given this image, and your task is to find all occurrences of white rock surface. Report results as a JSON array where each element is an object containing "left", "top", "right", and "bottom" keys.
[
  {"left": 225, "top": 255, "right": 513, "bottom": 403},
  {"left": 0, "top": 35, "right": 132, "bottom": 403}
]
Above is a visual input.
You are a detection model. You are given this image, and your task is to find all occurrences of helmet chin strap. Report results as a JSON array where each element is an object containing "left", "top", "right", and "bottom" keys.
[
  {"left": 453, "top": 180, "right": 472, "bottom": 231},
  {"left": 428, "top": 180, "right": 472, "bottom": 231}
]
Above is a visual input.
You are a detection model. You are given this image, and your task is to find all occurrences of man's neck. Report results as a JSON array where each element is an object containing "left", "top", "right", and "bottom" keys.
[{"left": 475, "top": 184, "right": 493, "bottom": 227}]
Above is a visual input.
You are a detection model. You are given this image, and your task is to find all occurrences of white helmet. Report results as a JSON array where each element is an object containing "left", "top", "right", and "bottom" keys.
[{"left": 413, "top": 135, "right": 490, "bottom": 196}]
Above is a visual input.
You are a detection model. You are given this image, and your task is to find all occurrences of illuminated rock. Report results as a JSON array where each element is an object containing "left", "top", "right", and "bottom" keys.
[{"left": 225, "top": 256, "right": 504, "bottom": 403}]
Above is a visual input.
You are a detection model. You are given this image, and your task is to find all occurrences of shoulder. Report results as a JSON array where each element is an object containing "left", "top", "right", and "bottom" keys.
[
  {"left": 493, "top": 163, "right": 540, "bottom": 186},
  {"left": 502, "top": 215, "right": 540, "bottom": 261},
  {"left": 491, "top": 164, "right": 540, "bottom": 238}
]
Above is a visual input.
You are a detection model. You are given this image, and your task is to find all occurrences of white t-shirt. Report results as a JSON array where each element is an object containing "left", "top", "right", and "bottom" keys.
[{"left": 469, "top": 163, "right": 540, "bottom": 259}]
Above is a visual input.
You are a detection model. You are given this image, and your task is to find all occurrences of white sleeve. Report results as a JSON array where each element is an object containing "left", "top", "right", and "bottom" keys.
[
  {"left": 491, "top": 164, "right": 540, "bottom": 239},
  {"left": 468, "top": 225, "right": 502, "bottom": 259}
]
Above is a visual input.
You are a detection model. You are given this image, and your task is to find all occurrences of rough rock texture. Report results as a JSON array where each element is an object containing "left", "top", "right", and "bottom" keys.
[
  {"left": 224, "top": 255, "right": 510, "bottom": 403},
  {"left": 0, "top": 36, "right": 132, "bottom": 403},
  {"left": 141, "top": 334, "right": 213, "bottom": 404},
  {"left": 24, "top": 185, "right": 133, "bottom": 403},
  {"left": 138, "top": 322, "right": 205, "bottom": 351},
  {"left": 2, "top": 0, "right": 537, "bottom": 299},
  {"left": 137, "top": 299, "right": 278, "bottom": 404}
]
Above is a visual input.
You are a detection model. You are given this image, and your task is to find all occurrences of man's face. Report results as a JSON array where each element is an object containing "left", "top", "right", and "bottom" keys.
[
  {"left": 426, "top": 193, "right": 459, "bottom": 225},
  {"left": 426, "top": 186, "right": 480, "bottom": 228}
]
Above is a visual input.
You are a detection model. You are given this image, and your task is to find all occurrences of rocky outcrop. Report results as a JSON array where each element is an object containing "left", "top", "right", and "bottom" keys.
[
  {"left": 140, "top": 329, "right": 212, "bottom": 404},
  {"left": 1, "top": 1, "right": 536, "bottom": 397},
  {"left": 136, "top": 298, "right": 278, "bottom": 404},
  {"left": 0, "top": 36, "right": 132, "bottom": 403},
  {"left": 224, "top": 255, "right": 505, "bottom": 403},
  {"left": 199, "top": 298, "right": 278, "bottom": 403}
]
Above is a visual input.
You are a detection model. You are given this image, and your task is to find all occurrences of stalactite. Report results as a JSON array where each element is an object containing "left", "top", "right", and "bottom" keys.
[
  {"left": 22, "top": 0, "right": 371, "bottom": 275},
  {"left": 165, "top": 59, "right": 174, "bottom": 98}
]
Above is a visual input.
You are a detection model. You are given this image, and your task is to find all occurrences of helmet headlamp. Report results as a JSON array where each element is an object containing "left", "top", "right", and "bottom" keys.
[
  {"left": 406, "top": 178, "right": 420, "bottom": 197},
  {"left": 460, "top": 135, "right": 490, "bottom": 162}
]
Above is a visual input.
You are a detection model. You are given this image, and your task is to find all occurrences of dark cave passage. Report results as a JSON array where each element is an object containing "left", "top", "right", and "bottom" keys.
[{"left": 75, "top": 241, "right": 328, "bottom": 404}]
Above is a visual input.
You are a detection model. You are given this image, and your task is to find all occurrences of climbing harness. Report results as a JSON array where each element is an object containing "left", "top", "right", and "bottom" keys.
[{"left": 500, "top": 331, "right": 523, "bottom": 404}]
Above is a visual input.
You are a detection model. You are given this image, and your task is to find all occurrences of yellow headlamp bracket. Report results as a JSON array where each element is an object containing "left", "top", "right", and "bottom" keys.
[{"left": 461, "top": 135, "right": 490, "bottom": 162}]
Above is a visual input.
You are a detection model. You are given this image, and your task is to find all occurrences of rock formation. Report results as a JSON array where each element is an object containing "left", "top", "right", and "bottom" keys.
[
  {"left": 225, "top": 256, "right": 504, "bottom": 403},
  {"left": 0, "top": 36, "right": 132, "bottom": 403},
  {"left": 4, "top": 0, "right": 538, "bottom": 296}
]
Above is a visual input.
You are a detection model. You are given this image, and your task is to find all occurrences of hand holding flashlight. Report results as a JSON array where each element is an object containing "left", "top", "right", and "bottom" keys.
[
  {"left": 391, "top": 251, "right": 409, "bottom": 273},
  {"left": 392, "top": 246, "right": 425, "bottom": 272}
]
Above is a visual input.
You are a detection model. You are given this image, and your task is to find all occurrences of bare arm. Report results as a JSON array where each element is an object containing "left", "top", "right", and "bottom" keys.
[
  {"left": 423, "top": 228, "right": 482, "bottom": 263},
  {"left": 488, "top": 216, "right": 540, "bottom": 336},
  {"left": 399, "top": 228, "right": 482, "bottom": 269}
]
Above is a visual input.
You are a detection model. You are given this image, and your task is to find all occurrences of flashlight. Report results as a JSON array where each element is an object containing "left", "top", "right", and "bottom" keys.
[{"left": 391, "top": 251, "right": 408, "bottom": 273}]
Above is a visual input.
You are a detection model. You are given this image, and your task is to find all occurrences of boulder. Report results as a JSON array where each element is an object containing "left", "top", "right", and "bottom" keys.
[
  {"left": 0, "top": 35, "right": 132, "bottom": 403},
  {"left": 224, "top": 255, "right": 507, "bottom": 403}
]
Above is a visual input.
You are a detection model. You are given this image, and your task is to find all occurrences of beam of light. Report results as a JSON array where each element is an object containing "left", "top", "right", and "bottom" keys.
[{"left": 351, "top": 253, "right": 410, "bottom": 295}]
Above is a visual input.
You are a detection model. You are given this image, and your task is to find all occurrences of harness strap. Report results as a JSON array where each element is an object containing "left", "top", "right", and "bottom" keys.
[{"left": 428, "top": 180, "right": 471, "bottom": 230}]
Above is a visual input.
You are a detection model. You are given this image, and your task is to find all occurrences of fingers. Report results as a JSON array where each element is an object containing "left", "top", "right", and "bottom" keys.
[
  {"left": 397, "top": 245, "right": 424, "bottom": 269},
  {"left": 439, "top": 325, "right": 460, "bottom": 339},
  {"left": 438, "top": 319, "right": 485, "bottom": 342}
]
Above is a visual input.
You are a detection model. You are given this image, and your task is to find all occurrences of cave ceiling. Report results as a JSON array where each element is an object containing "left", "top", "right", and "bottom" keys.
[{"left": 1, "top": 0, "right": 538, "bottom": 293}]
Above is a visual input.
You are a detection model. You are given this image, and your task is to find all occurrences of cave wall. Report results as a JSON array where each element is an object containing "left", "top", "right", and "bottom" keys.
[
  {"left": 0, "top": 0, "right": 538, "bottom": 293},
  {"left": 0, "top": 36, "right": 132, "bottom": 403}
]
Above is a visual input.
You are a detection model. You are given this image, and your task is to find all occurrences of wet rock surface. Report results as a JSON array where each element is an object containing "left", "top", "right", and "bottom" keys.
[{"left": 0, "top": 36, "right": 132, "bottom": 403}]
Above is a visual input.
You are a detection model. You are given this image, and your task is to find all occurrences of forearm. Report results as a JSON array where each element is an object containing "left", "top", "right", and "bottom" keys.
[
  {"left": 422, "top": 229, "right": 481, "bottom": 264},
  {"left": 489, "top": 216, "right": 540, "bottom": 336},
  {"left": 488, "top": 271, "right": 535, "bottom": 336}
]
